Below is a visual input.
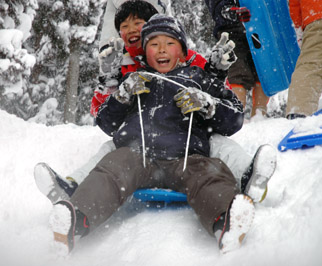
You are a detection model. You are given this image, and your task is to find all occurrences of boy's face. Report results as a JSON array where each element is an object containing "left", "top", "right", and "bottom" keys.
[
  {"left": 119, "top": 15, "right": 145, "bottom": 48},
  {"left": 145, "top": 35, "right": 185, "bottom": 73}
]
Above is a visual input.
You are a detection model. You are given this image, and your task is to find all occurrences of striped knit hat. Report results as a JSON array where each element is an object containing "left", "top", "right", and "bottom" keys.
[{"left": 141, "top": 14, "right": 188, "bottom": 55}]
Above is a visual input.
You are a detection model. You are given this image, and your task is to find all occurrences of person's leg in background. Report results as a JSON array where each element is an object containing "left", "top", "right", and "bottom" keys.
[
  {"left": 231, "top": 84, "right": 247, "bottom": 109},
  {"left": 286, "top": 19, "right": 322, "bottom": 118},
  {"left": 223, "top": 26, "right": 270, "bottom": 118},
  {"left": 251, "top": 82, "right": 269, "bottom": 117}
]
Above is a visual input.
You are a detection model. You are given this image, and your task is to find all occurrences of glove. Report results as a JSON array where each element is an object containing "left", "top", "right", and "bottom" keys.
[
  {"left": 208, "top": 32, "right": 237, "bottom": 71},
  {"left": 99, "top": 37, "right": 124, "bottom": 78},
  {"left": 221, "top": 6, "right": 251, "bottom": 23},
  {"left": 113, "top": 72, "right": 152, "bottom": 104},
  {"left": 173, "top": 87, "right": 218, "bottom": 119}
]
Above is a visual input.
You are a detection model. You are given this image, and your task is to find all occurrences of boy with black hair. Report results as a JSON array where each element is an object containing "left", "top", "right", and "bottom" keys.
[
  {"left": 93, "top": 0, "right": 162, "bottom": 116},
  {"left": 35, "top": 0, "right": 276, "bottom": 214},
  {"left": 49, "top": 14, "right": 258, "bottom": 255},
  {"left": 93, "top": 0, "right": 235, "bottom": 117}
]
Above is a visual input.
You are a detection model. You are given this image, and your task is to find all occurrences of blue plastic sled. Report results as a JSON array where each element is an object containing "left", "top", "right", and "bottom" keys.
[
  {"left": 133, "top": 188, "right": 187, "bottom": 203},
  {"left": 278, "top": 109, "right": 322, "bottom": 152},
  {"left": 239, "top": 0, "right": 300, "bottom": 96}
]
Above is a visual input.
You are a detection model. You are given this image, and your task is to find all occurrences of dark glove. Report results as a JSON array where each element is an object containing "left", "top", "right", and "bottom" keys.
[
  {"left": 99, "top": 37, "right": 124, "bottom": 78},
  {"left": 174, "top": 87, "right": 218, "bottom": 119},
  {"left": 113, "top": 72, "right": 152, "bottom": 104},
  {"left": 221, "top": 6, "right": 251, "bottom": 23},
  {"left": 207, "top": 32, "right": 237, "bottom": 71}
]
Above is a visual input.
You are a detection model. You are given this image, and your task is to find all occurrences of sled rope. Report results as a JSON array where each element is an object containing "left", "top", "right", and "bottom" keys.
[
  {"left": 137, "top": 71, "right": 193, "bottom": 171},
  {"left": 138, "top": 71, "right": 242, "bottom": 114},
  {"left": 183, "top": 112, "right": 193, "bottom": 171},
  {"left": 137, "top": 94, "right": 146, "bottom": 168}
]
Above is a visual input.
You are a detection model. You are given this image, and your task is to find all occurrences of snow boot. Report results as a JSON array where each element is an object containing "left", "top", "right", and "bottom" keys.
[
  {"left": 240, "top": 144, "right": 277, "bottom": 203},
  {"left": 49, "top": 200, "right": 89, "bottom": 255},
  {"left": 214, "top": 194, "right": 255, "bottom": 254},
  {"left": 34, "top": 162, "right": 78, "bottom": 203}
]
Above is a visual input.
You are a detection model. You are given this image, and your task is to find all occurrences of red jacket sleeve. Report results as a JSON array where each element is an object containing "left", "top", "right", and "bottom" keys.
[
  {"left": 90, "top": 91, "right": 110, "bottom": 117},
  {"left": 186, "top": 49, "right": 207, "bottom": 69},
  {"left": 289, "top": 0, "right": 302, "bottom": 28}
]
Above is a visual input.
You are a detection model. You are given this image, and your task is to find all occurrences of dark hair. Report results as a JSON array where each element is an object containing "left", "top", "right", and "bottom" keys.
[{"left": 114, "top": 0, "right": 159, "bottom": 32}]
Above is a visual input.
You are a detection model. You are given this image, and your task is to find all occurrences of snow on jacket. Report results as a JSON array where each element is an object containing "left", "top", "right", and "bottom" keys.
[
  {"left": 99, "top": 0, "right": 169, "bottom": 49},
  {"left": 289, "top": 0, "right": 322, "bottom": 29},
  {"left": 96, "top": 64, "right": 244, "bottom": 160}
]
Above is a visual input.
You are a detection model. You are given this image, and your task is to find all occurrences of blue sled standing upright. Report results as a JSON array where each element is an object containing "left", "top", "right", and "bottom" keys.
[{"left": 239, "top": 0, "right": 300, "bottom": 96}]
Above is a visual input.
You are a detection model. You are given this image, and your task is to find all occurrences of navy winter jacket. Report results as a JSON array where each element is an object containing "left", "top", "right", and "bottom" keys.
[
  {"left": 96, "top": 64, "right": 244, "bottom": 160},
  {"left": 204, "top": 0, "right": 242, "bottom": 38}
]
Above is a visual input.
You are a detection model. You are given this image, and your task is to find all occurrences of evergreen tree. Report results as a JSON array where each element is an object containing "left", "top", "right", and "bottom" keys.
[
  {"left": 1, "top": 0, "right": 220, "bottom": 125},
  {"left": 170, "top": 0, "right": 216, "bottom": 56},
  {"left": 27, "top": 0, "right": 106, "bottom": 125},
  {"left": 0, "top": 0, "right": 38, "bottom": 119}
]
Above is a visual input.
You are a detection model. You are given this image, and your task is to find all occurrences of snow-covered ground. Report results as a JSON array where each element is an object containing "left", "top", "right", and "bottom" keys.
[{"left": 1, "top": 106, "right": 322, "bottom": 266}]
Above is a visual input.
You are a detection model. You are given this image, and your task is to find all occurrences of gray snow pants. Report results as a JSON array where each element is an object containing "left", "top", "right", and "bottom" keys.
[{"left": 70, "top": 147, "right": 239, "bottom": 235}]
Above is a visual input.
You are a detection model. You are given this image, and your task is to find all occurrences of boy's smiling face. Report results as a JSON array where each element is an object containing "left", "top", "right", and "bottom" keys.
[
  {"left": 145, "top": 35, "right": 186, "bottom": 73},
  {"left": 119, "top": 15, "right": 146, "bottom": 48}
]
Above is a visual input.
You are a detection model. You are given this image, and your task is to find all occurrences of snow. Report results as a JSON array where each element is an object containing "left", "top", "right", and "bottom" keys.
[
  {"left": 0, "top": 58, "right": 11, "bottom": 72},
  {"left": 0, "top": 29, "right": 24, "bottom": 54},
  {"left": 71, "top": 25, "right": 98, "bottom": 43},
  {"left": 0, "top": 28, "right": 36, "bottom": 95},
  {"left": 1, "top": 108, "right": 322, "bottom": 266}
]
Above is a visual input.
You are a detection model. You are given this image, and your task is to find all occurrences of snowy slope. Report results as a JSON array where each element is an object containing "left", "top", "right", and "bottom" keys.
[{"left": 1, "top": 109, "right": 322, "bottom": 266}]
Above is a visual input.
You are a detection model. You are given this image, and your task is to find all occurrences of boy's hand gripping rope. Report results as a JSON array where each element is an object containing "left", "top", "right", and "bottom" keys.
[{"left": 136, "top": 71, "right": 241, "bottom": 171}]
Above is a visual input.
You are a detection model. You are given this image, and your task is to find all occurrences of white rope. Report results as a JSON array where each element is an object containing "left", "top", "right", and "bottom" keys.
[
  {"left": 183, "top": 112, "right": 193, "bottom": 172},
  {"left": 137, "top": 71, "right": 244, "bottom": 171},
  {"left": 140, "top": 72, "right": 188, "bottom": 90},
  {"left": 138, "top": 71, "right": 194, "bottom": 172},
  {"left": 138, "top": 71, "right": 242, "bottom": 113},
  {"left": 137, "top": 94, "right": 146, "bottom": 168}
]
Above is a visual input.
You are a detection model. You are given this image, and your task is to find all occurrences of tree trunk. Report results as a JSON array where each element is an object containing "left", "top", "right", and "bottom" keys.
[{"left": 64, "top": 39, "right": 80, "bottom": 124}]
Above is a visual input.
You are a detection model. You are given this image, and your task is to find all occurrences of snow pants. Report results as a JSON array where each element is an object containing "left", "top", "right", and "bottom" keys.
[
  {"left": 70, "top": 147, "right": 239, "bottom": 235},
  {"left": 68, "top": 135, "right": 251, "bottom": 188},
  {"left": 286, "top": 19, "right": 322, "bottom": 116}
]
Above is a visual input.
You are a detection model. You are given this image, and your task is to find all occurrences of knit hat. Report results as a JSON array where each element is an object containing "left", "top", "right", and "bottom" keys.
[
  {"left": 141, "top": 14, "right": 188, "bottom": 55},
  {"left": 114, "top": 0, "right": 159, "bottom": 32}
]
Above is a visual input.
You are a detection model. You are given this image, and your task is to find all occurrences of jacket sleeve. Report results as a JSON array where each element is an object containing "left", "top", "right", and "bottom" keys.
[
  {"left": 95, "top": 73, "right": 134, "bottom": 136},
  {"left": 95, "top": 96, "right": 132, "bottom": 136},
  {"left": 210, "top": 88, "right": 244, "bottom": 136},
  {"left": 187, "top": 49, "right": 207, "bottom": 69},
  {"left": 288, "top": 0, "right": 302, "bottom": 28},
  {"left": 200, "top": 71, "right": 244, "bottom": 136}
]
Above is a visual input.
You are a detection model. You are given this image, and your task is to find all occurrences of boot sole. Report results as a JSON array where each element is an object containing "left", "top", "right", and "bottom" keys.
[
  {"left": 34, "top": 162, "right": 69, "bottom": 203},
  {"left": 49, "top": 201, "right": 76, "bottom": 255},
  {"left": 220, "top": 195, "right": 255, "bottom": 254},
  {"left": 246, "top": 145, "right": 277, "bottom": 203}
]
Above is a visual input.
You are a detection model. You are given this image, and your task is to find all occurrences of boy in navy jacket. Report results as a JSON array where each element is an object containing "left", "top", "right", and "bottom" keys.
[{"left": 49, "top": 14, "right": 255, "bottom": 255}]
